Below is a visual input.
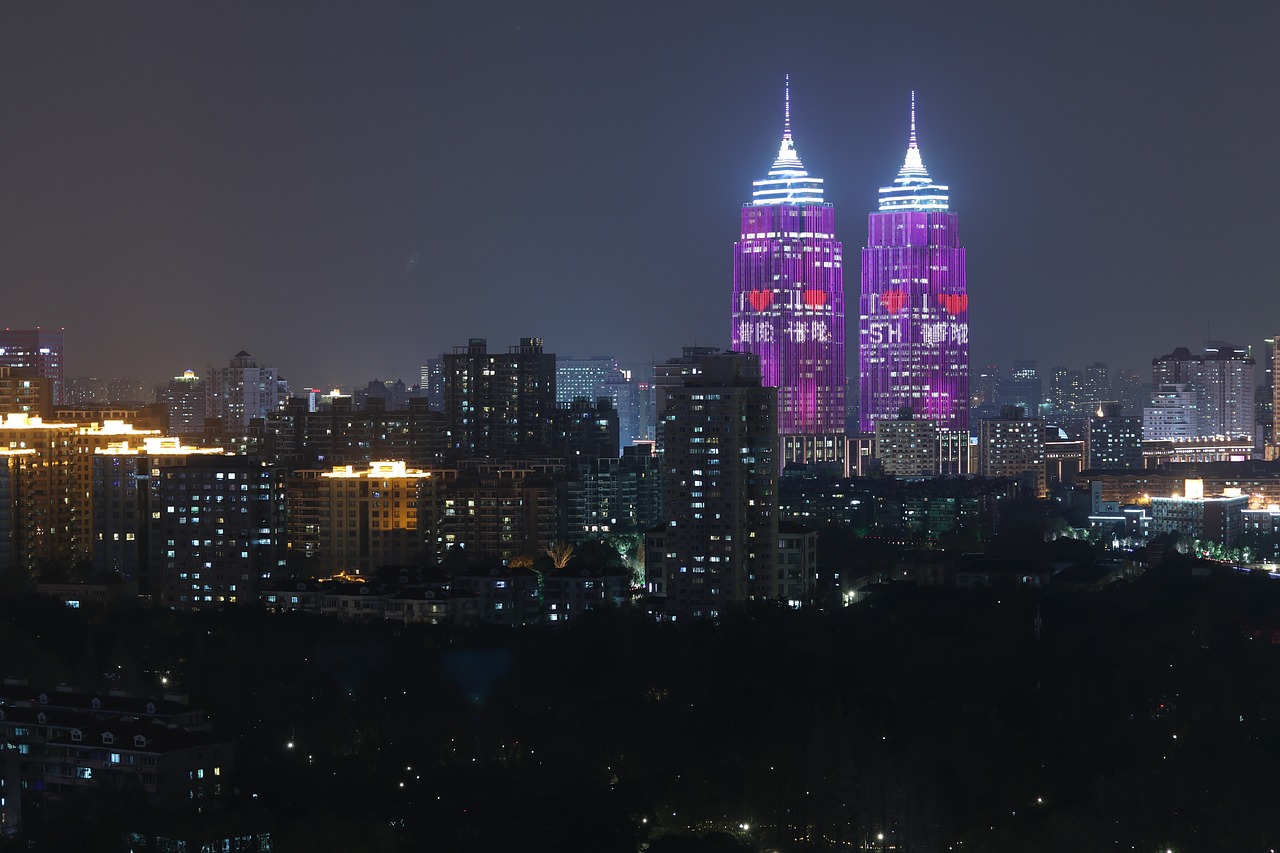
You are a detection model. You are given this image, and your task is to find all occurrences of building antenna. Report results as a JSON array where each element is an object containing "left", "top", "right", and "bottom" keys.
[
  {"left": 783, "top": 73, "right": 792, "bottom": 140},
  {"left": 909, "top": 90, "right": 918, "bottom": 148}
]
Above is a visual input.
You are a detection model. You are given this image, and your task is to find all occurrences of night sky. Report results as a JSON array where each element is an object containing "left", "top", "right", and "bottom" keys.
[{"left": 2, "top": 1, "right": 1277, "bottom": 388}]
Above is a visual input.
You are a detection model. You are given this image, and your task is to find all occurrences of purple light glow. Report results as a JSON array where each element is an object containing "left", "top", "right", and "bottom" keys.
[
  {"left": 731, "top": 81, "right": 845, "bottom": 436},
  {"left": 859, "top": 97, "right": 968, "bottom": 433}
]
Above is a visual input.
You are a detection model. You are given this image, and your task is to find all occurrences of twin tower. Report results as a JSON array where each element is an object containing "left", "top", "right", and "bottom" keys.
[{"left": 730, "top": 79, "right": 969, "bottom": 439}]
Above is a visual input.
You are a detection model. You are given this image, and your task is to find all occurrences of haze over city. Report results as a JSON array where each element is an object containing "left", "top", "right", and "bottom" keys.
[{"left": 2, "top": 1, "right": 1277, "bottom": 387}]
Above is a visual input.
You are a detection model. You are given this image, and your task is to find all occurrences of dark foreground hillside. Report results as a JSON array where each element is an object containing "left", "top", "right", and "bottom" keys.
[{"left": 0, "top": 560, "right": 1277, "bottom": 852}]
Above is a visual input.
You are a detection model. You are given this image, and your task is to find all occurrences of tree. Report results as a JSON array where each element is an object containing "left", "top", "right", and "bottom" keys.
[{"left": 544, "top": 541, "right": 575, "bottom": 570}]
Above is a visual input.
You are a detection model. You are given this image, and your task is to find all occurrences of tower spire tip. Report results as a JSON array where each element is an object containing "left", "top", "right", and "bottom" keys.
[
  {"left": 909, "top": 90, "right": 918, "bottom": 147},
  {"left": 783, "top": 74, "right": 792, "bottom": 139}
]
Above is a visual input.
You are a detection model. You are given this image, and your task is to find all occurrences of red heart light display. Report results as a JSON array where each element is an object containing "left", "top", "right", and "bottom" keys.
[
  {"left": 937, "top": 294, "right": 968, "bottom": 315},
  {"left": 748, "top": 291, "right": 773, "bottom": 311},
  {"left": 803, "top": 290, "right": 828, "bottom": 307},
  {"left": 879, "top": 291, "right": 907, "bottom": 314}
]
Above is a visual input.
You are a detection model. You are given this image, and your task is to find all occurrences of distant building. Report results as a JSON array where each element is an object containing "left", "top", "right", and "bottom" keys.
[
  {"left": 287, "top": 460, "right": 434, "bottom": 576},
  {"left": 91, "top": 437, "right": 225, "bottom": 590},
  {"left": 419, "top": 358, "right": 445, "bottom": 411},
  {"left": 1145, "top": 383, "right": 1198, "bottom": 440},
  {"left": 548, "top": 398, "right": 620, "bottom": 460},
  {"left": 0, "top": 414, "right": 161, "bottom": 573},
  {"left": 148, "top": 453, "right": 286, "bottom": 608},
  {"left": 1150, "top": 479, "right": 1248, "bottom": 545},
  {"left": 557, "top": 356, "right": 620, "bottom": 405},
  {"left": 418, "top": 460, "right": 561, "bottom": 565},
  {"left": 258, "top": 396, "right": 447, "bottom": 471},
  {"left": 157, "top": 370, "right": 206, "bottom": 434},
  {"left": 205, "top": 351, "right": 286, "bottom": 432},
  {"left": 938, "top": 429, "right": 972, "bottom": 475},
  {"left": 1083, "top": 362, "right": 1110, "bottom": 413},
  {"left": 0, "top": 328, "right": 64, "bottom": 405},
  {"left": 0, "top": 365, "right": 53, "bottom": 419},
  {"left": 560, "top": 449, "right": 663, "bottom": 540},
  {"left": 874, "top": 412, "right": 938, "bottom": 477},
  {"left": 979, "top": 406, "right": 1045, "bottom": 497},
  {"left": 645, "top": 349, "right": 777, "bottom": 619},
  {"left": 1085, "top": 405, "right": 1143, "bottom": 469},
  {"left": 353, "top": 378, "right": 416, "bottom": 411},
  {"left": 1048, "top": 366, "right": 1083, "bottom": 419},
  {"left": 1044, "top": 426, "right": 1084, "bottom": 486},
  {"left": 1273, "top": 333, "right": 1280, "bottom": 457},
  {"left": 1152, "top": 344, "right": 1254, "bottom": 440},
  {"left": 443, "top": 337, "right": 556, "bottom": 460},
  {"left": 1200, "top": 342, "right": 1255, "bottom": 440},
  {"left": 998, "top": 361, "right": 1043, "bottom": 416}
]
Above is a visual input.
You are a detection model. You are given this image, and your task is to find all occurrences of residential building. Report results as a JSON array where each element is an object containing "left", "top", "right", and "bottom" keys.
[
  {"left": 979, "top": 406, "right": 1045, "bottom": 497},
  {"left": 645, "top": 350, "right": 777, "bottom": 619},
  {"left": 205, "top": 351, "right": 285, "bottom": 432},
  {"left": 1085, "top": 405, "right": 1143, "bottom": 469},
  {"left": 874, "top": 412, "right": 938, "bottom": 477},
  {"left": 148, "top": 454, "right": 287, "bottom": 608},
  {"left": 156, "top": 370, "right": 206, "bottom": 434},
  {"left": 443, "top": 337, "right": 556, "bottom": 460},
  {"left": 0, "top": 328, "right": 64, "bottom": 404},
  {"left": 287, "top": 460, "right": 434, "bottom": 576}
]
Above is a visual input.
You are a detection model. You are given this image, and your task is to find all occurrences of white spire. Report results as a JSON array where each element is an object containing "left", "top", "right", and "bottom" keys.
[
  {"left": 878, "top": 91, "right": 949, "bottom": 212},
  {"left": 752, "top": 75, "right": 824, "bottom": 206}
]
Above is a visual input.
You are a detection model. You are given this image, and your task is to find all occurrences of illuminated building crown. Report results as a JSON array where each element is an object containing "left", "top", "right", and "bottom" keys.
[
  {"left": 878, "top": 92, "right": 949, "bottom": 212},
  {"left": 751, "top": 75, "right": 825, "bottom": 206}
]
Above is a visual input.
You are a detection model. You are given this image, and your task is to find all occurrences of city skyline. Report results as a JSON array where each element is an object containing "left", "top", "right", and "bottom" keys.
[{"left": 1, "top": 3, "right": 1277, "bottom": 387}]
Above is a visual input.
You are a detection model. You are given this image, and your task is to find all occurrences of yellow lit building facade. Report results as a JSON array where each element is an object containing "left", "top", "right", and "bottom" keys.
[{"left": 288, "top": 461, "right": 432, "bottom": 575}]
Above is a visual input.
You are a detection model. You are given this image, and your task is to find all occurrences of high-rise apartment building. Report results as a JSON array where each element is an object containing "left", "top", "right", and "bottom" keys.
[
  {"left": 443, "top": 337, "right": 556, "bottom": 460},
  {"left": 1200, "top": 342, "right": 1254, "bottom": 440},
  {"left": 859, "top": 94, "right": 968, "bottom": 433},
  {"left": 557, "top": 355, "right": 642, "bottom": 453},
  {"left": 147, "top": 453, "right": 286, "bottom": 608},
  {"left": 874, "top": 413, "right": 939, "bottom": 477},
  {"left": 205, "top": 351, "right": 285, "bottom": 432},
  {"left": 0, "top": 414, "right": 160, "bottom": 573},
  {"left": 419, "top": 358, "right": 445, "bottom": 411},
  {"left": 91, "top": 437, "right": 225, "bottom": 589},
  {"left": 287, "top": 460, "right": 434, "bottom": 575},
  {"left": 645, "top": 350, "right": 777, "bottom": 619},
  {"left": 0, "top": 329, "right": 65, "bottom": 405},
  {"left": 1085, "top": 405, "right": 1143, "bottom": 469},
  {"left": 978, "top": 406, "right": 1045, "bottom": 498},
  {"left": 157, "top": 370, "right": 206, "bottom": 434},
  {"left": 418, "top": 460, "right": 561, "bottom": 565},
  {"left": 1152, "top": 345, "right": 1254, "bottom": 440},
  {"left": 731, "top": 77, "right": 845, "bottom": 436},
  {"left": 556, "top": 356, "right": 619, "bottom": 404},
  {"left": 1144, "top": 383, "right": 1198, "bottom": 440},
  {"left": 0, "top": 366, "right": 53, "bottom": 419},
  {"left": 1083, "top": 362, "right": 1111, "bottom": 412}
]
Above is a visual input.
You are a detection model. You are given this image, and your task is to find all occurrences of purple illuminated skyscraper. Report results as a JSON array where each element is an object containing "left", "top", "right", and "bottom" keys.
[
  {"left": 859, "top": 93, "right": 968, "bottom": 433},
  {"left": 732, "top": 77, "right": 845, "bottom": 436}
]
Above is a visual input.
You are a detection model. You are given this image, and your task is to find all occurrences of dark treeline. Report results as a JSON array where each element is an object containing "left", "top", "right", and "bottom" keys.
[{"left": 1, "top": 561, "right": 1279, "bottom": 851}]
